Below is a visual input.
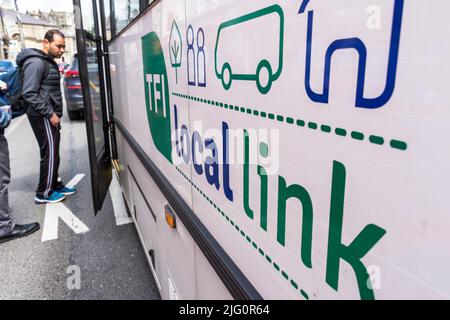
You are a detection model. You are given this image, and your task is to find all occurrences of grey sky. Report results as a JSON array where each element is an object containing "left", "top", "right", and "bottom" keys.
[{"left": 17, "top": 0, "right": 73, "bottom": 13}]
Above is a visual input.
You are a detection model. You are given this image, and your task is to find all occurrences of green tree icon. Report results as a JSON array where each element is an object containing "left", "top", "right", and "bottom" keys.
[
  {"left": 169, "top": 20, "right": 183, "bottom": 84},
  {"left": 142, "top": 31, "right": 172, "bottom": 164}
]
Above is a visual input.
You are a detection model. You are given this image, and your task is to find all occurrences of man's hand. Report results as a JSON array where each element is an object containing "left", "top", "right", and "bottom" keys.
[
  {"left": 49, "top": 113, "right": 60, "bottom": 127},
  {"left": 0, "top": 80, "right": 7, "bottom": 91}
]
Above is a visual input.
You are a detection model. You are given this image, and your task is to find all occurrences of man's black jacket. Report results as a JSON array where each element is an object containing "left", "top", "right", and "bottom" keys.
[{"left": 16, "top": 48, "right": 63, "bottom": 118}]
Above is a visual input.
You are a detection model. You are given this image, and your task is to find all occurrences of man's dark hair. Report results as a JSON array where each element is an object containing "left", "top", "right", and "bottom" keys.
[{"left": 44, "top": 29, "right": 65, "bottom": 43}]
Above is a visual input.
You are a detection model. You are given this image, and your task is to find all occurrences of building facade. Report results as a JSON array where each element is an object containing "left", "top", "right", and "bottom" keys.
[
  {"left": 27, "top": 9, "right": 76, "bottom": 63},
  {"left": 0, "top": 5, "right": 75, "bottom": 63}
]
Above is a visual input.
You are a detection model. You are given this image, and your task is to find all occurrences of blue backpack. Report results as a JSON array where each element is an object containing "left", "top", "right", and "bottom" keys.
[
  {"left": 0, "top": 57, "right": 50, "bottom": 119},
  {"left": 0, "top": 68, "right": 27, "bottom": 119}
]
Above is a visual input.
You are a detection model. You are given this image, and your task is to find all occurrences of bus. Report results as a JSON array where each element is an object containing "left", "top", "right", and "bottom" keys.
[{"left": 74, "top": 0, "right": 450, "bottom": 300}]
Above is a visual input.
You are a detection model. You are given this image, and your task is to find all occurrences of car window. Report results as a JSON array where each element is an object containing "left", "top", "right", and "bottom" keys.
[{"left": 70, "top": 57, "right": 79, "bottom": 70}]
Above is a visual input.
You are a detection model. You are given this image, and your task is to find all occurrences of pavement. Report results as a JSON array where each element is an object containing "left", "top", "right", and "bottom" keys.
[{"left": 0, "top": 96, "right": 160, "bottom": 300}]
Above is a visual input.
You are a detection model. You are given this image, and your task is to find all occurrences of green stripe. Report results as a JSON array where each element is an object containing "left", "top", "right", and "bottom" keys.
[
  {"left": 351, "top": 131, "right": 364, "bottom": 141},
  {"left": 174, "top": 166, "right": 311, "bottom": 300},
  {"left": 390, "top": 139, "right": 408, "bottom": 150},
  {"left": 369, "top": 135, "right": 384, "bottom": 145},
  {"left": 173, "top": 92, "right": 408, "bottom": 152}
]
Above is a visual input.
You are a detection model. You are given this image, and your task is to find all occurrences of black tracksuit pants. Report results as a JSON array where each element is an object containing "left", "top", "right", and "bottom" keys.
[{"left": 28, "top": 116, "right": 64, "bottom": 197}]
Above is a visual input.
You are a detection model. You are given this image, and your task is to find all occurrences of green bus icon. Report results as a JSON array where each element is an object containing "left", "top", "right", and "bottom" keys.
[{"left": 214, "top": 5, "right": 284, "bottom": 94}]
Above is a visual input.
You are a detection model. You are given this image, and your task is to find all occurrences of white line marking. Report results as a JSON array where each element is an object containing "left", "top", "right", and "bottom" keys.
[
  {"left": 66, "top": 173, "right": 85, "bottom": 188},
  {"left": 42, "top": 203, "right": 89, "bottom": 242},
  {"left": 5, "top": 115, "right": 26, "bottom": 139},
  {"left": 109, "top": 173, "right": 132, "bottom": 226}
]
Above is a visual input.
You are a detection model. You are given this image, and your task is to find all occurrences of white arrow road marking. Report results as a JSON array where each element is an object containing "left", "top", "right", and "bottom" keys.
[
  {"left": 65, "top": 173, "right": 85, "bottom": 189},
  {"left": 41, "top": 174, "right": 88, "bottom": 242},
  {"left": 41, "top": 203, "right": 89, "bottom": 242},
  {"left": 109, "top": 173, "right": 133, "bottom": 226}
]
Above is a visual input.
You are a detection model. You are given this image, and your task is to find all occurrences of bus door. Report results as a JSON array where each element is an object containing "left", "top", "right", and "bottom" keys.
[{"left": 73, "top": 0, "right": 112, "bottom": 213}]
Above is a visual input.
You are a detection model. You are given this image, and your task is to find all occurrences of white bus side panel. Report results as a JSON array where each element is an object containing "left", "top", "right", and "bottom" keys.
[
  {"left": 117, "top": 129, "right": 198, "bottom": 299},
  {"left": 110, "top": 0, "right": 450, "bottom": 299}
]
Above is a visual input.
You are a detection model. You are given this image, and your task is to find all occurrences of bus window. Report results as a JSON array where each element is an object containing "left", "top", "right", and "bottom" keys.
[
  {"left": 140, "top": 0, "right": 154, "bottom": 13},
  {"left": 80, "top": 0, "right": 96, "bottom": 34},
  {"left": 114, "top": 0, "right": 140, "bottom": 33},
  {"left": 104, "top": 0, "right": 112, "bottom": 41}
]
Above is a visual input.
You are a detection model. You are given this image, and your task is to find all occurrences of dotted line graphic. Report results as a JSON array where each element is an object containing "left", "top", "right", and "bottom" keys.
[
  {"left": 172, "top": 92, "right": 408, "bottom": 151},
  {"left": 175, "top": 166, "right": 310, "bottom": 300}
]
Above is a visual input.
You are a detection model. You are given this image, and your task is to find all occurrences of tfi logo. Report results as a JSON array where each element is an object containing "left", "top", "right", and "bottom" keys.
[{"left": 142, "top": 32, "right": 173, "bottom": 163}]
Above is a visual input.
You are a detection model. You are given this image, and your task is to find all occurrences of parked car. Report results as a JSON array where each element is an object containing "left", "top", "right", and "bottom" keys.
[
  {"left": 0, "top": 60, "right": 17, "bottom": 76},
  {"left": 63, "top": 53, "right": 101, "bottom": 120},
  {"left": 63, "top": 54, "right": 83, "bottom": 120}
]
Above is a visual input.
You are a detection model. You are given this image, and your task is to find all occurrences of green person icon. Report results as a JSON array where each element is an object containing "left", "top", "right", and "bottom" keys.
[{"left": 142, "top": 32, "right": 172, "bottom": 163}]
